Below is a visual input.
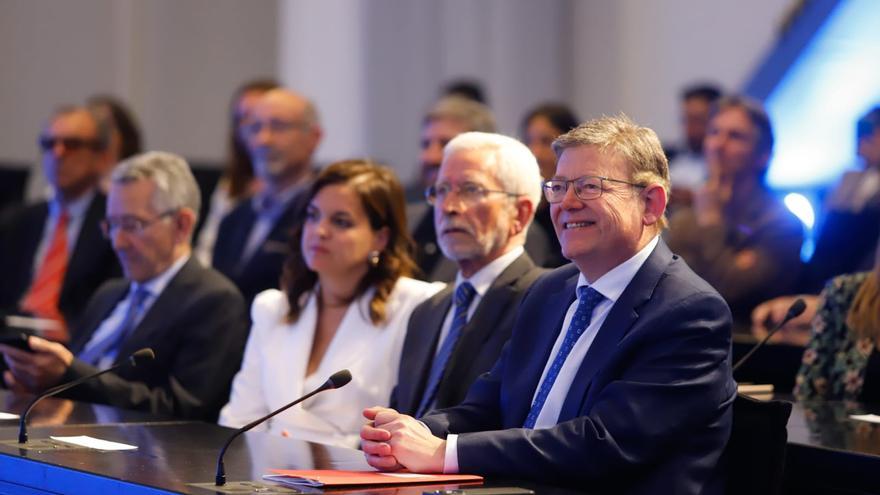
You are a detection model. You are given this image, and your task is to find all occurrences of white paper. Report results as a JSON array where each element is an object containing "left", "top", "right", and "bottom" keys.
[
  {"left": 0, "top": 412, "right": 20, "bottom": 420},
  {"left": 49, "top": 435, "right": 138, "bottom": 451},
  {"left": 262, "top": 474, "right": 323, "bottom": 487},
  {"left": 849, "top": 414, "right": 880, "bottom": 424}
]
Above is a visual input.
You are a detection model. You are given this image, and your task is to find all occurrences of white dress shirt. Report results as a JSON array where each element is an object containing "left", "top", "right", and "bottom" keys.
[
  {"left": 219, "top": 277, "right": 444, "bottom": 448},
  {"left": 443, "top": 236, "right": 660, "bottom": 472}
]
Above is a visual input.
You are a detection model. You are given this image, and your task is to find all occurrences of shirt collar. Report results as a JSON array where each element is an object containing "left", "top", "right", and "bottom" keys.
[
  {"left": 577, "top": 235, "right": 659, "bottom": 304},
  {"left": 50, "top": 188, "right": 95, "bottom": 218},
  {"left": 454, "top": 246, "right": 525, "bottom": 298},
  {"left": 131, "top": 254, "right": 190, "bottom": 300}
]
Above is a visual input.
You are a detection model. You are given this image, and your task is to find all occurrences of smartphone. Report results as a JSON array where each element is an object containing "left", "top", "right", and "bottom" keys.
[
  {"left": 424, "top": 489, "right": 535, "bottom": 495},
  {"left": 0, "top": 332, "right": 33, "bottom": 352}
]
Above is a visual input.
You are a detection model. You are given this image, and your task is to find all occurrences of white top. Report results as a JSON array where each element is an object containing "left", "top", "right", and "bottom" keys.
[
  {"left": 219, "top": 277, "right": 444, "bottom": 448},
  {"left": 443, "top": 236, "right": 660, "bottom": 472},
  {"left": 194, "top": 181, "right": 237, "bottom": 267}
]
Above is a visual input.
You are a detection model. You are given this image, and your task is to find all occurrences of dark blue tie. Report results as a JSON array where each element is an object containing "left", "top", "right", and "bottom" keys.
[
  {"left": 415, "top": 282, "right": 477, "bottom": 417},
  {"left": 78, "top": 286, "right": 150, "bottom": 366},
  {"left": 523, "top": 285, "right": 604, "bottom": 428}
]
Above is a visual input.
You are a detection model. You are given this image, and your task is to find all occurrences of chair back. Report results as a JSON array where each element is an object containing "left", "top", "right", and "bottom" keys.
[{"left": 725, "top": 393, "right": 793, "bottom": 495}]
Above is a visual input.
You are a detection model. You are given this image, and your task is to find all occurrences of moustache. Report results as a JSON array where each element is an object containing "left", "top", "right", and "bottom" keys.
[{"left": 438, "top": 219, "right": 475, "bottom": 237}]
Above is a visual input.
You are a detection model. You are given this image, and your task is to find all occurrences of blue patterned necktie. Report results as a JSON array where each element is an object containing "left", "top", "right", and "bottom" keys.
[
  {"left": 523, "top": 285, "right": 604, "bottom": 428},
  {"left": 415, "top": 282, "right": 477, "bottom": 417},
  {"left": 79, "top": 286, "right": 151, "bottom": 366}
]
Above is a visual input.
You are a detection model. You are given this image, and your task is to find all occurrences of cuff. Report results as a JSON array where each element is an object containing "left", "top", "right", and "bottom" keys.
[{"left": 443, "top": 434, "right": 459, "bottom": 473}]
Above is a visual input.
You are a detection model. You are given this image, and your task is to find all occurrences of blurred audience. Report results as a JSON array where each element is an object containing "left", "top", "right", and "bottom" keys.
[
  {"left": 194, "top": 79, "right": 278, "bottom": 266},
  {"left": 666, "top": 95, "right": 803, "bottom": 329},
  {"left": 212, "top": 87, "right": 322, "bottom": 306},
  {"left": 0, "top": 106, "right": 119, "bottom": 338},
  {"left": 86, "top": 94, "right": 143, "bottom": 175},
  {"left": 392, "top": 132, "right": 546, "bottom": 417},
  {"left": 795, "top": 240, "right": 880, "bottom": 403},
  {"left": 220, "top": 160, "right": 442, "bottom": 447},
  {"left": 0, "top": 152, "right": 249, "bottom": 421},
  {"left": 521, "top": 102, "right": 580, "bottom": 268},
  {"left": 441, "top": 79, "right": 489, "bottom": 105},
  {"left": 666, "top": 84, "right": 722, "bottom": 212}
]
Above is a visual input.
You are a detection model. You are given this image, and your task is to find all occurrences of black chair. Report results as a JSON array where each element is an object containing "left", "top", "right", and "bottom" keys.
[{"left": 725, "top": 393, "right": 793, "bottom": 495}]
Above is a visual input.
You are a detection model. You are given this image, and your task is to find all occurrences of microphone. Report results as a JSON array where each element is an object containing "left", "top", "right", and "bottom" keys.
[
  {"left": 18, "top": 348, "right": 155, "bottom": 444},
  {"left": 733, "top": 298, "right": 807, "bottom": 373},
  {"left": 214, "top": 369, "right": 352, "bottom": 486}
]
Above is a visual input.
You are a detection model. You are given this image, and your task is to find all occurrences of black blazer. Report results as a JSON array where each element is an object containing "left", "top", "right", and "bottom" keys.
[
  {"left": 391, "top": 252, "right": 545, "bottom": 416},
  {"left": 61, "top": 258, "right": 249, "bottom": 421},
  {"left": 0, "top": 193, "right": 119, "bottom": 330},
  {"left": 211, "top": 193, "right": 309, "bottom": 306}
]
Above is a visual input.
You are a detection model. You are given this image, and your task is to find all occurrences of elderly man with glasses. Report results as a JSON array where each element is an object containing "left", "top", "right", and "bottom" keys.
[
  {"left": 0, "top": 106, "right": 120, "bottom": 339},
  {"left": 390, "top": 132, "right": 546, "bottom": 419},
  {"left": 362, "top": 116, "right": 735, "bottom": 495},
  {"left": 0, "top": 152, "right": 249, "bottom": 422}
]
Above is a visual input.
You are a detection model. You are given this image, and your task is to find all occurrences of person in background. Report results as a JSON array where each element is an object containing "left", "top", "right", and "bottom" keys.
[
  {"left": 666, "top": 84, "right": 722, "bottom": 211},
  {"left": 795, "top": 240, "right": 880, "bottom": 404},
  {"left": 666, "top": 95, "right": 803, "bottom": 329},
  {"left": 0, "top": 152, "right": 248, "bottom": 421},
  {"left": 220, "top": 160, "right": 443, "bottom": 448},
  {"left": 391, "top": 132, "right": 546, "bottom": 418},
  {"left": 86, "top": 94, "right": 143, "bottom": 166},
  {"left": 0, "top": 105, "right": 119, "bottom": 338},
  {"left": 194, "top": 79, "right": 279, "bottom": 266},
  {"left": 212, "top": 87, "right": 322, "bottom": 305},
  {"left": 521, "top": 102, "right": 580, "bottom": 268}
]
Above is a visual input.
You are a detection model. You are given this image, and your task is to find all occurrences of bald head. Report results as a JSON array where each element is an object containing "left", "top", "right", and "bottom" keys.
[{"left": 243, "top": 88, "right": 323, "bottom": 192}]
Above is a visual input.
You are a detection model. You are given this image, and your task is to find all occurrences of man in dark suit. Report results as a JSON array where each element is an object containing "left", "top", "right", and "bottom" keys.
[
  {"left": 391, "top": 132, "right": 545, "bottom": 417},
  {"left": 0, "top": 152, "right": 249, "bottom": 421},
  {"left": 212, "top": 88, "right": 322, "bottom": 306},
  {"left": 0, "top": 106, "right": 119, "bottom": 337},
  {"left": 362, "top": 116, "right": 736, "bottom": 494}
]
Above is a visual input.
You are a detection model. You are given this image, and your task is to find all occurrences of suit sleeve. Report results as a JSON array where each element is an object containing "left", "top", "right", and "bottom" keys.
[
  {"left": 430, "top": 292, "right": 734, "bottom": 482},
  {"left": 60, "top": 282, "right": 249, "bottom": 421}
]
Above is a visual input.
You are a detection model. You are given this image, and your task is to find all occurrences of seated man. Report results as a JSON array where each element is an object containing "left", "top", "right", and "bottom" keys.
[
  {"left": 392, "top": 132, "right": 546, "bottom": 417},
  {"left": 361, "top": 115, "right": 736, "bottom": 495},
  {"left": 0, "top": 152, "right": 249, "bottom": 421}
]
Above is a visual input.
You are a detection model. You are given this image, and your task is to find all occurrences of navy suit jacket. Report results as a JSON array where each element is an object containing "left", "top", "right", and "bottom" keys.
[
  {"left": 391, "top": 253, "right": 545, "bottom": 416},
  {"left": 0, "top": 193, "right": 119, "bottom": 331},
  {"left": 422, "top": 240, "right": 736, "bottom": 495},
  {"left": 212, "top": 191, "right": 309, "bottom": 306}
]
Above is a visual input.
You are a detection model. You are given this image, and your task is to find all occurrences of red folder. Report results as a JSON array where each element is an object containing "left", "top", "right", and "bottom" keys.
[{"left": 265, "top": 469, "right": 483, "bottom": 487}]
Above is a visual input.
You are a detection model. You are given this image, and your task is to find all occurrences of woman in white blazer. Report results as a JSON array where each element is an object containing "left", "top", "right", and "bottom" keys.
[{"left": 219, "top": 160, "right": 443, "bottom": 448}]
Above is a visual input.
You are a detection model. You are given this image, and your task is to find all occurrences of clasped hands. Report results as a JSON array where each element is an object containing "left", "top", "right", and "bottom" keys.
[{"left": 360, "top": 406, "right": 446, "bottom": 473}]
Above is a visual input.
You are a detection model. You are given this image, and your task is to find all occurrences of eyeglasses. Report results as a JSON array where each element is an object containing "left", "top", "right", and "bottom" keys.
[
  {"left": 38, "top": 136, "right": 101, "bottom": 153},
  {"left": 425, "top": 182, "right": 520, "bottom": 206},
  {"left": 542, "top": 175, "right": 645, "bottom": 203},
  {"left": 241, "top": 119, "right": 310, "bottom": 137},
  {"left": 100, "top": 210, "right": 177, "bottom": 238}
]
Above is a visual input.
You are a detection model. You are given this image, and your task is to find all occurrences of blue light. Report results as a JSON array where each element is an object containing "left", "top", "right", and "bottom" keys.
[
  {"left": 765, "top": 0, "right": 880, "bottom": 189},
  {"left": 783, "top": 192, "right": 816, "bottom": 229}
]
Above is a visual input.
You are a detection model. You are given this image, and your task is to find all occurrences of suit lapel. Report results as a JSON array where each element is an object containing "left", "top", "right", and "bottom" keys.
[
  {"left": 70, "top": 280, "right": 129, "bottom": 354},
  {"left": 61, "top": 193, "right": 106, "bottom": 297},
  {"left": 407, "top": 287, "right": 453, "bottom": 410},
  {"left": 557, "top": 240, "right": 674, "bottom": 421}
]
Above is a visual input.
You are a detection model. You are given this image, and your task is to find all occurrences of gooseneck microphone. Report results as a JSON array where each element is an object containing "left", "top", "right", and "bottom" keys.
[
  {"left": 215, "top": 369, "right": 352, "bottom": 486},
  {"left": 18, "top": 347, "right": 155, "bottom": 444},
  {"left": 733, "top": 298, "right": 807, "bottom": 373}
]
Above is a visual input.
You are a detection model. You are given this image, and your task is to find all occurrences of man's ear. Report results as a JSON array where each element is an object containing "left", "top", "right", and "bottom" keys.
[
  {"left": 511, "top": 197, "right": 535, "bottom": 236},
  {"left": 175, "top": 208, "right": 197, "bottom": 243},
  {"left": 641, "top": 184, "right": 667, "bottom": 226}
]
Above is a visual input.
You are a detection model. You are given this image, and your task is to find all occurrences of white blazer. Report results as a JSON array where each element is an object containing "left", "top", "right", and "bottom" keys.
[{"left": 219, "top": 276, "right": 443, "bottom": 448}]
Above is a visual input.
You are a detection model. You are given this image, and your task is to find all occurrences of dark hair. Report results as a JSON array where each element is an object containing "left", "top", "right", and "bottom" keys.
[
  {"left": 282, "top": 160, "right": 417, "bottom": 325},
  {"left": 857, "top": 106, "right": 880, "bottom": 139},
  {"left": 86, "top": 95, "right": 142, "bottom": 159},
  {"left": 442, "top": 79, "right": 488, "bottom": 104},
  {"left": 682, "top": 84, "right": 722, "bottom": 103},
  {"left": 712, "top": 95, "right": 774, "bottom": 156},
  {"left": 225, "top": 78, "right": 280, "bottom": 199},
  {"left": 520, "top": 102, "right": 580, "bottom": 137}
]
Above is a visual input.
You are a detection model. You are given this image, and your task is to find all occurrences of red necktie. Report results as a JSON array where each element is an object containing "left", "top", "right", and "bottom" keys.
[{"left": 20, "top": 208, "right": 70, "bottom": 341}]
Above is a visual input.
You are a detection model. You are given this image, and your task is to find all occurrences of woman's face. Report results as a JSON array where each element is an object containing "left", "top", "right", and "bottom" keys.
[
  {"left": 301, "top": 183, "right": 389, "bottom": 280},
  {"left": 525, "top": 115, "right": 563, "bottom": 180}
]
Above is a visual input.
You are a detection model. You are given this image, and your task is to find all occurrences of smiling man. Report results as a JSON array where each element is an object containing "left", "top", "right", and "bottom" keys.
[
  {"left": 362, "top": 116, "right": 736, "bottom": 495},
  {"left": 0, "top": 152, "right": 249, "bottom": 421},
  {"left": 391, "top": 132, "right": 545, "bottom": 418}
]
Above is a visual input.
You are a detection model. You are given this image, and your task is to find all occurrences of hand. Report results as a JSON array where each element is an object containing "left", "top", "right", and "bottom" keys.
[
  {"left": 751, "top": 295, "right": 818, "bottom": 346},
  {"left": 0, "top": 336, "right": 73, "bottom": 392},
  {"left": 361, "top": 406, "right": 446, "bottom": 473}
]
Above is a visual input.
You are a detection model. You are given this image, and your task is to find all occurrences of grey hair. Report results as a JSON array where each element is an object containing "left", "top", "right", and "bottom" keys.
[
  {"left": 443, "top": 132, "right": 542, "bottom": 228},
  {"left": 49, "top": 105, "right": 111, "bottom": 150},
  {"left": 424, "top": 96, "right": 496, "bottom": 133},
  {"left": 111, "top": 151, "right": 201, "bottom": 216}
]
